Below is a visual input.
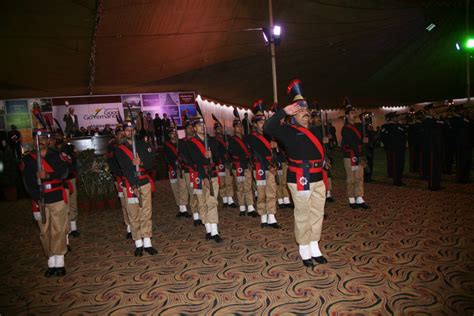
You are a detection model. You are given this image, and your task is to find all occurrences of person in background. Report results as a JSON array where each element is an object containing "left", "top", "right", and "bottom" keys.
[
  {"left": 242, "top": 113, "right": 251, "bottom": 136},
  {"left": 162, "top": 114, "right": 171, "bottom": 140},
  {"left": 144, "top": 113, "right": 155, "bottom": 146},
  {"left": 153, "top": 113, "right": 163, "bottom": 145},
  {"left": 7, "top": 125, "right": 22, "bottom": 159},
  {"left": 102, "top": 124, "right": 113, "bottom": 135},
  {"left": 63, "top": 107, "right": 79, "bottom": 138}
]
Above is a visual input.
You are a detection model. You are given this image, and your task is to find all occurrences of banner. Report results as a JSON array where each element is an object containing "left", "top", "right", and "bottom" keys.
[
  {"left": 53, "top": 102, "right": 124, "bottom": 131},
  {"left": 141, "top": 92, "right": 196, "bottom": 126}
]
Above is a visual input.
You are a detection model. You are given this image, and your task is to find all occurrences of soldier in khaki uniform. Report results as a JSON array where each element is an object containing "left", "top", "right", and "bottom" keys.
[
  {"left": 247, "top": 100, "right": 281, "bottom": 228},
  {"left": 341, "top": 105, "right": 369, "bottom": 209},
  {"left": 181, "top": 121, "right": 202, "bottom": 225},
  {"left": 106, "top": 127, "right": 132, "bottom": 239},
  {"left": 164, "top": 128, "right": 192, "bottom": 219},
  {"left": 228, "top": 111, "right": 256, "bottom": 216},
  {"left": 212, "top": 116, "right": 237, "bottom": 208},
  {"left": 115, "top": 122, "right": 157, "bottom": 256},
  {"left": 184, "top": 115, "right": 223, "bottom": 242},
  {"left": 22, "top": 129, "right": 70, "bottom": 277},
  {"left": 264, "top": 79, "right": 328, "bottom": 268}
]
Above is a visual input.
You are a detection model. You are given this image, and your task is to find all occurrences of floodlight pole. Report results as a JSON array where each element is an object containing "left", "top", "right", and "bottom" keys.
[
  {"left": 467, "top": 0, "right": 471, "bottom": 106},
  {"left": 269, "top": 0, "right": 278, "bottom": 104}
]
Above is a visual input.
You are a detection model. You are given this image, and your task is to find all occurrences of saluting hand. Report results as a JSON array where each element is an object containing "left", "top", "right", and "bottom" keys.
[{"left": 283, "top": 102, "right": 303, "bottom": 116}]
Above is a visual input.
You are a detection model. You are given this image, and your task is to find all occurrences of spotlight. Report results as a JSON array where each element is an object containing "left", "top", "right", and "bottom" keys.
[
  {"left": 262, "top": 29, "right": 269, "bottom": 44},
  {"left": 273, "top": 25, "right": 281, "bottom": 36},
  {"left": 466, "top": 38, "right": 474, "bottom": 49},
  {"left": 456, "top": 42, "right": 461, "bottom": 51},
  {"left": 261, "top": 25, "right": 282, "bottom": 46}
]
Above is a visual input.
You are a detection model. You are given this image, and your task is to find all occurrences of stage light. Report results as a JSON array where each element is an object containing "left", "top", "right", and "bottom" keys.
[
  {"left": 262, "top": 29, "right": 269, "bottom": 44},
  {"left": 466, "top": 38, "right": 474, "bottom": 50},
  {"left": 456, "top": 42, "right": 461, "bottom": 51},
  {"left": 273, "top": 25, "right": 281, "bottom": 36}
]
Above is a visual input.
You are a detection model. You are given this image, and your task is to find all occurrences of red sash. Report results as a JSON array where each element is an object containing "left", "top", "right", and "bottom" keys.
[
  {"left": 288, "top": 125, "right": 328, "bottom": 189},
  {"left": 31, "top": 153, "right": 54, "bottom": 173},
  {"left": 345, "top": 124, "right": 362, "bottom": 140},
  {"left": 118, "top": 144, "right": 155, "bottom": 192},
  {"left": 252, "top": 132, "right": 272, "bottom": 152},
  {"left": 232, "top": 136, "right": 250, "bottom": 158},
  {"left": 164, "top": 141, "right": 178, "bottom": 156},
  {"left": 189, "top": 137, "right": 207, "bottom": 156}
]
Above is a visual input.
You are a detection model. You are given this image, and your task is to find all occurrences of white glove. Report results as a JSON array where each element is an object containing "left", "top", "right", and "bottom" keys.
[{"left": 33, "top": 212, "right": 42, "bottom": 222}]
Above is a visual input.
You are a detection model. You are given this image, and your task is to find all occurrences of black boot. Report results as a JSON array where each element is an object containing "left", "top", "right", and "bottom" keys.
[
  {"left": 312, "top": 256, "right": 328, "bottom": 264},
  {"left": 44, "top": 268, "right": 56, "bottom": 278},
  {"left": 134, "top": 247, "right": 144, "bottom": 257},
  {"left": 144, "top": 247, "right": 158, "bottom": 255}
]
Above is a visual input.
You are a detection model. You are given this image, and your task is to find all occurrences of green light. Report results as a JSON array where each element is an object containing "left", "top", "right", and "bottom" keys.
[{"left": 467, "top": 38, "right": 474, "bottom": 49}]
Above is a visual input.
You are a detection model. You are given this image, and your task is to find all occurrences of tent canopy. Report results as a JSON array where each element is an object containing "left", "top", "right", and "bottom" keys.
[{"left": 0, "top": 0, "right": 470, "bottom": 107}]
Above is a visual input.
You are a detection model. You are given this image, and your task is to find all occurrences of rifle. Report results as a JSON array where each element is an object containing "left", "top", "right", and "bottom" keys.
[
  {"left": 125, "top": 105, "right": 143, "bottom": 207},
  {"left": 360, "top": 112, "right": 371, "bottom": 174},
  {"left": 172, "top": 117, "right": 183, "bottom": 178},
  {"left": 35, "top": 131, "right": 46, "bottom": 224},
  {"left": 32, "top": 106, "right": 50, "bottom": 224}
]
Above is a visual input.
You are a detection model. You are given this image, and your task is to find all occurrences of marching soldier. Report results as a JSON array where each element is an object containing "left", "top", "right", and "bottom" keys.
[
  {"left": 421, "top": 104, "right": 443, "bottom": 190},
  {"left": 380, "top": 112, "right": 395, "bottom": 179},
  {"left": 181, "top": 119, "right": 202, "bottom": 226},
  {"left": 407, "top": 111, "right": 423, "bottom": 173},
  {"left": 62, "top": 137, "right": 79, "bottom": 237},
  {"left": 311, "top": 109, "right": 335, "bottom": 202},
  {"left": 264, "top": 79, "right": 328, "bottom": 268},
  {"left": 106, "top": 126, "right": 132, "bottom": 239},
  {"left": 212, "top": 116, "right": 237, "bottom": 208},
  {"left": 341, "top": 105, "right": 370, "bottom": 209},
  {"left": 163, "top": 128, "right": 192, "bottom": 218},
  {"left": 275, "top": 145, "right": 293, "bottom": 208},
  {"left": 115, "top": 122, "right": 157, "bottom": 256},
  {"left": 184, "top": 114, "right": 223, "bottom": 242},
  {"left": 228, "top": 111, "right": 256, "bottom": 216},
  {"left": 452, "top": 105, "right": 472, "bottom": 183},
  {"left": 22, "top": 129, "right": 70, "bottom": 277},
  {"left": 247, "top": 100, "right": 281, "bottom": 229}
]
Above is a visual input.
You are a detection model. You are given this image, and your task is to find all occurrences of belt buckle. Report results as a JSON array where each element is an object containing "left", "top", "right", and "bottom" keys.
[{"left": 44, "top": 184, "right": 52, "bottom": 190}]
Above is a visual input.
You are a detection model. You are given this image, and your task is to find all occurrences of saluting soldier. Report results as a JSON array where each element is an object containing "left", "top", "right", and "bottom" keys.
[
  {"left": 163, "top": 127, "right": 192, "bottom": 218},
  {"left": 264, "top": 79, "right": 328, "bottom": 268},
  {"left": 247, "top": 100, "right": 281, "bottom": 229},
  {"left": 22, "top": 129, "right": 70, "bottom": 277},
  {"left": 341, "top": 103, "right": 369, "bottom": 209},
  {"left": 115, "top": 121, "right": 157, "bottom": 256},
  {"left": 184, "top": 114, "right": 223, "bottom": 242},
  {"left": 228, "top": 110, "right": 256, "bottom": 216},
  {"left": 212, "top": 115, "right": 237, "bottom": 208}
]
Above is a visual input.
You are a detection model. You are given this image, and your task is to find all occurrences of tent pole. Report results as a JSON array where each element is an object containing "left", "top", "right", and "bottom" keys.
[{"left": 269, "top": 0, "right": 278, "bottom": 104}]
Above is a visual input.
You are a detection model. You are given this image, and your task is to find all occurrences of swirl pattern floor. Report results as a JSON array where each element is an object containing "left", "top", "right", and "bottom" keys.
[{"left": 1, "top": 176, "right": 474, "bottom": 315}]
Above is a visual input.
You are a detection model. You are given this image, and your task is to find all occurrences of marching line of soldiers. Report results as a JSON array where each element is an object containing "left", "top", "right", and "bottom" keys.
[
  {"left": 381, "top": 103, "right": 473, "bottom": 190},
  {"left": 25, "top": 78, "right": 395, "bottom": 275}
]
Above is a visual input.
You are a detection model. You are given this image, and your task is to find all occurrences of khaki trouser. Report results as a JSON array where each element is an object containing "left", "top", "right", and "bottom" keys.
[
  {"left": 170, "top": 176, "right": 189, "bottom": 206},
  {"left": 326, "top": 177, "right": 332, "bottom": 191},
  {"left": 219, "top": 168, "right": 234, "bottom": 198},
  {"left": 67, "top": 178, "right": 78, "bottom": 223},
  {"left": 117, "top": 181, "right": 130, "bottom": 226},
  {"left": 196, "top": 177, "right": 219, "bottom": 224},
  {"left": 254, "top": 170, "right": 277, "bottom": 215},
  {"left": 276, "top": 162, "right": 290, "bottom": 199},
  {"left": 126, "top": 183, "right": 152, "bottom": 240},
  {"left": 39, "top": 200, "right": 69, "bottom": 257},
  {"left": 288, "top": 181, "right": 326, "bottom": 245},
  {"left": 184, "top": 172, "right": 198, "bottom": 213},
  {"left": 233, "top": 168, "right": 254, "bottom": 206},
  {"left": 343, "top": 158, "right": 364, "bottom": 198}
]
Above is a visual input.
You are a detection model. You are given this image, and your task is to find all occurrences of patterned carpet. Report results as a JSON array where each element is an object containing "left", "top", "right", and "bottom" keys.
[{"left": 1, "top": 174, "right": 474, "bottom": 315}]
